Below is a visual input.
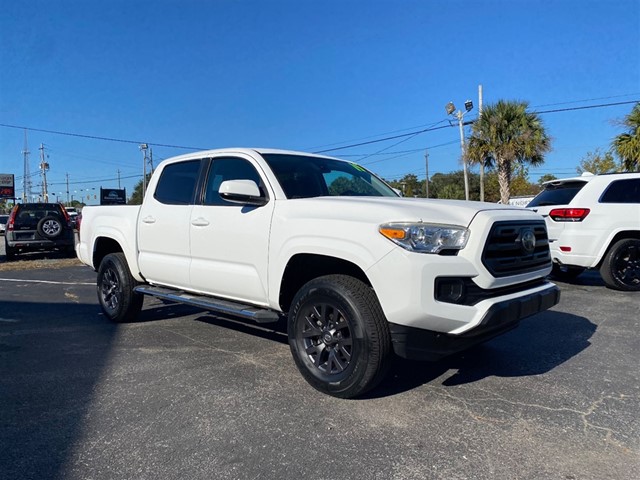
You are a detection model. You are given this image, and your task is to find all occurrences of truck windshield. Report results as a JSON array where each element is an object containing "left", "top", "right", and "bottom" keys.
[{"left": 261, "top": 154, "right": 398, "bottom": 199}]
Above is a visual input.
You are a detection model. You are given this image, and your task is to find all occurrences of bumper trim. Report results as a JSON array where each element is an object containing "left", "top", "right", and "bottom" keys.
[{"left": 389, "top": 283, "right": 561, "bottom": 361}]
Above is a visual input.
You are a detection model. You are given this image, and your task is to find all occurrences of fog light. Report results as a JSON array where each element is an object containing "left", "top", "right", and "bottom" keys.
[{"left": 436, "top": 278, "right": 466, "bottom": 303}]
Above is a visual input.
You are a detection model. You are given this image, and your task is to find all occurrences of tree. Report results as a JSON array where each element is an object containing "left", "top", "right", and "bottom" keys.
[
  {"left": 128, "top": 175, "right": 151, "bottom": 205},
  {"left": 387, "top": 174, "right": 424, "bottom": 197},
  {"left": 612, "top": 103, "right": 640, "bottom": 172},
  {"left": 466, "top": 100, "right": 552, "bottom": 204},
  {"left": 577, "top": 149, "right": 618, "bottom": 174},
  {"left": 538, "top": 173, "right": 558, "bottom": 185}
]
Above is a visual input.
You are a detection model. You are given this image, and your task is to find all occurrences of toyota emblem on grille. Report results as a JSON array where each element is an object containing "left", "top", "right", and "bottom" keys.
[{"left": 521, "top": 229, "right": 536, "bottom": 254}]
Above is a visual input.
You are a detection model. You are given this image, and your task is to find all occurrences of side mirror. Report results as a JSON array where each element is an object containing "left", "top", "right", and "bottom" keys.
[
  {"left": 219, "top": 180, "right": 267, "bottom": 206},
  {"left": 392, "top": 188, "right": 403, "bottom": 197}
]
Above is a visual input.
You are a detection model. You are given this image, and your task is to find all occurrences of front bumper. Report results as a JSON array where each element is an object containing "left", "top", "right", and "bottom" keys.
[{"left": 389, "top": 283, "right": 560, "bottom": 361}]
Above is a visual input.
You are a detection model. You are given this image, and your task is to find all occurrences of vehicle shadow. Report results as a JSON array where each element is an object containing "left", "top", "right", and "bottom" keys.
[
  {"left": 550, "top": 270, "right": 605, "bottom": 287},
  {"left": 364, "top": 310, "right": 596, "bottom": 398},
  {"left": 0, "top": 300, "right": 118, "bottom": 480}
]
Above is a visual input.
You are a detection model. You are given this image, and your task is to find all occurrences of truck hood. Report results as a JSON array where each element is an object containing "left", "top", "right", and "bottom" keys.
[{"left": 277, "top": 197, "right": 537, "bottom": 227}]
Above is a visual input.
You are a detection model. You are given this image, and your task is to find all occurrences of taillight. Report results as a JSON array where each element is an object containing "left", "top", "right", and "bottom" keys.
[
  {"left": 548, "top": 208, "right": 590, "bottom": 222},
  {"left": 7, "top": 207, "right": 18, "bottom": 231},
  {"left": 60, "top": 205, "right": 72, "bottom": 226}
]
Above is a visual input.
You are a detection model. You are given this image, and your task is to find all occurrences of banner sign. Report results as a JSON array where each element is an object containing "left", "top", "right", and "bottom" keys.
[
  {"left": 0, "top": 174, "right": 15, "bottom": 199},
  {"left": 100, "top": 187, "right": 127, "bottom": 205}
]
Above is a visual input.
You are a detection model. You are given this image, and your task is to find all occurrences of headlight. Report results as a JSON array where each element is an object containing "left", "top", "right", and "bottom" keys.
[{"left": 379, "top": 222, "right": 469, "bottom": 254}]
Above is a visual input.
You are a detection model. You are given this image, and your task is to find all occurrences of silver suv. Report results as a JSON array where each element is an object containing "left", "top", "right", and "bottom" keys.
[
  {"left": 528, "top": 172, "right": 640, "bottom": 291},
  {"left": 4, "top": 203, "right": 75, "bottom": 260}
]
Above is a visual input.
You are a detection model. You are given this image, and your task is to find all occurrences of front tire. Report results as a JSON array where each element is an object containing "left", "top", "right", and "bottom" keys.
[
  {"left": 600, "top": 239, "right": 640, "bottom": 291},
  {"left": 288, "top": 275, "right": 392, "bottom": 398},
  {"left": 97, "top": 252, "right": 144, "bottom": 322}
]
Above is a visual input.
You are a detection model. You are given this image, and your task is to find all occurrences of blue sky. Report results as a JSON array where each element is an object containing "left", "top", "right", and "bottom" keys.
[{"left": 1, "top": 0, "right": 638, "bottom": 204}]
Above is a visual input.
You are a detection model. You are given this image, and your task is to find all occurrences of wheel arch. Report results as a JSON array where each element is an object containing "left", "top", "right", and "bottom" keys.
[
  {"left": 596, "top": 230, "right": 640, "bottom": 268},
  {"left": 92, "top": 236, "right": 142, "bottom": 282},
  {"left": 278, "top": 253, "right": 372, "bottom": 313}
]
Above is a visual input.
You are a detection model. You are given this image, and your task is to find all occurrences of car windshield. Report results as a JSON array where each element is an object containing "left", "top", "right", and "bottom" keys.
[
  {"left": 0, "top": 215, "right": 8, "bottom": 222},
  {"left": 527, "top": 181, "right": 588, "bottom": 207},
  {"left": 261, "top": 154, "right": 398, "bottom": 199}
]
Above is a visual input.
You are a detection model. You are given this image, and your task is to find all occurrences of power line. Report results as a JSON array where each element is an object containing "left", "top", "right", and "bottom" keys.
[
  {"left": 0, "top": 123, "right": 207, "bottom": 150},
  {"left": 2, "top": 99, "right": 637, "bottom": 161}
]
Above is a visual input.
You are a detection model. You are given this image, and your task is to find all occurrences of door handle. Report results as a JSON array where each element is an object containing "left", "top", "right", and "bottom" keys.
[
  {"left": 191, "top": 217, "right": 210, "bottom": 227},
  {"left": 142, "top": 216, "right": 156, "bottom": 224}
]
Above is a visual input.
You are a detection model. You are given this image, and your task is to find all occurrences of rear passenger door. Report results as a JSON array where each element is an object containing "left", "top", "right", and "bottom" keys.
[{"left": 138, "top": 159, "right": 202, "bottom": 289}]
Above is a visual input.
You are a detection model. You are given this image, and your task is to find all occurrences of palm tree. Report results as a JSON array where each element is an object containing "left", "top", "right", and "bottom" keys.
[
  {"left": 466, "top": 100, "right": 551, "bottom": 204},
  {"left": 612, "top": 103, "right": 640, "bottom": 172}
]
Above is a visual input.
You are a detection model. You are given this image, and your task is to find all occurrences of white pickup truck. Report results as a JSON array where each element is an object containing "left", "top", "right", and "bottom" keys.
[{"left": 77, "top": 148, "right": 560, "bottom": 398}]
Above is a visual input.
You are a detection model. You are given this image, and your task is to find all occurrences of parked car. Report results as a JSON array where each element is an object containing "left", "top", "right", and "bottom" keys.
[
  {"left": 527, "top": 172, "right": 640, "bottom": 291},
  {"left": 65, "top": 207, "right": 79, "bottom": 228},
  {"left": 4, "top": 203, "right": 75, "bottom": 260},
  {"left": 0, "top": 214, "right": 8, "bottom": 235}
]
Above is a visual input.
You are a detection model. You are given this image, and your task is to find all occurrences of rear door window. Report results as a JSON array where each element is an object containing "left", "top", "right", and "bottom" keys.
[
  {"left": 154, "top": 160, "right": 201, "bottom": 205},
  {"left": 527, "top": 181, "right": 588, "bottom": 207}
]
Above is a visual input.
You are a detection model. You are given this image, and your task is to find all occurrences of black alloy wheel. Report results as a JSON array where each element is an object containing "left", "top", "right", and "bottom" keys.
[
  {"left": 288, "top": 274, "right": 392, "bottom": 398},
  {"left": 97, "top": 252, "right": 144, "bottom": 322},
  {"left": 600, "top": 238, "right": 640, "bottom": 291}
]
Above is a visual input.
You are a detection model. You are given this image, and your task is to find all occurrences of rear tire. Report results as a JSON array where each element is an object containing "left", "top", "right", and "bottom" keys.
[
  {"left": 97, "top": 252, "right": 144, "bottom": 322},
  {"left": 4, "top": 238, "right": 16, "bottom": 261},
  {"left": 288, "top": 274, "right": 392, "bottom": 398},
  {"left": 600, "top": 239, "right": 640, "bottom": 291}
]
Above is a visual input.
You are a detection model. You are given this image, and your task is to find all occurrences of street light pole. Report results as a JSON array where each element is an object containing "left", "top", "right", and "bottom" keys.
[
  {"left": 446, "top": 100, "right": 474, "bottom": 201},
  {"left": 140, "top": 144, "right": 149, "bottom": 198},
  {"left": 456, "top": 111, "right": 469, "bottom": 201}
]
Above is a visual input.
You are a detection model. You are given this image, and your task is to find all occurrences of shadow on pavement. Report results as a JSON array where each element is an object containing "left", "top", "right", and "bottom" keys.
[
  {"left": 0, "top": 300, "right": 116, "bottom": 480},
  {"left": 366, "top": 310, "right": 595, "bottom": 398}
]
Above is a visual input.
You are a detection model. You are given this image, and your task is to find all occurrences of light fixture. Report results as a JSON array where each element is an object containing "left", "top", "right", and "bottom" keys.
[{"left": 445, "top": 102, "right": 456, "bottom": 115}]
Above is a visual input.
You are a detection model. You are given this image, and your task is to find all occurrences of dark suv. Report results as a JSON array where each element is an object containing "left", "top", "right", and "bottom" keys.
[{"left": 4, "top": 203, "right": 75, "bottom": 260}]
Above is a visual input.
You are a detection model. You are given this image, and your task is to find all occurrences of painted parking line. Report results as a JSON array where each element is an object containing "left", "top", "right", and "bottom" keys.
[{"left": 0, "top": 278, "right": 95, "bottom": 286}]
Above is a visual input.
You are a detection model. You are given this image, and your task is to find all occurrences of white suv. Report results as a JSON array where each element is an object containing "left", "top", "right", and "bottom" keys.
[{"left": 527, "top": 172, "right": 640, "bottom": 291}]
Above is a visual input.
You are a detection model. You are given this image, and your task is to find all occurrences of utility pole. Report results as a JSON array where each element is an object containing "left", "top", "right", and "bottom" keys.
[
  {"left": 140, "top": 144, "right": 149, "bottom": 198},
  {"left": 149, "top": 147, "right": 154, "bottom": 173},
  {"left": 66, "top": 173, "right": 70, "bottom": 206},
  {"left": 117, "top": 169, "right": 121, "bottom": 189},
  {"left": 22, "top": 129, "right": 32, "bottom": 202},
  {"left": 478, "top": 84, "right": 484, "bottom": 202},
  {"left": 39, "top": 143, "right": 50, "bottom": 202},
  {"left": 424, "top": 148, "right": 429, "bottom": 198}
]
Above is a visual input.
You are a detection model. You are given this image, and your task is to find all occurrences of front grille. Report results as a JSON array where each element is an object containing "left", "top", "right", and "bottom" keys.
[{"left": 482, "top": 220, "right": 551, "bottom": 277}]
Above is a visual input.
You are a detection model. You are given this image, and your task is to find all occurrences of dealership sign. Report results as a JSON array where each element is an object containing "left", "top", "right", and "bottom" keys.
[
  {"left": 0, "top": 174, "right": 15, "bottom": 199},
  {"left": 100, "top": 187, "right": 127, "bottom": 205}
]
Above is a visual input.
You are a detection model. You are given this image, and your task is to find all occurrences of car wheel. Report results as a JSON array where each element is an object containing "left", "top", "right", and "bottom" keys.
[
  {"left": 4, "top": 238, "right": 16, "bottom": 261},
  {"left": 550, "top": 264, "right": 586, "bottom": 281},
  {"left": 288, "top": 274, "right": 392, "bottom": 398},
  {"left": 97, "top": 252, "right": 144, "bottom": 322},
  {"left": 600, "top": 238, "right": 640, "bottom": 291},
  {"left": 37, "top": 216, "right": 63, "bottom": 239}
]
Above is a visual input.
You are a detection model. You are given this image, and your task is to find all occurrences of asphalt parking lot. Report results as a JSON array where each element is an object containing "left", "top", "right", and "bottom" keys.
[{"left": 1, "top": 246, "right": 638, "bottom": 479}]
